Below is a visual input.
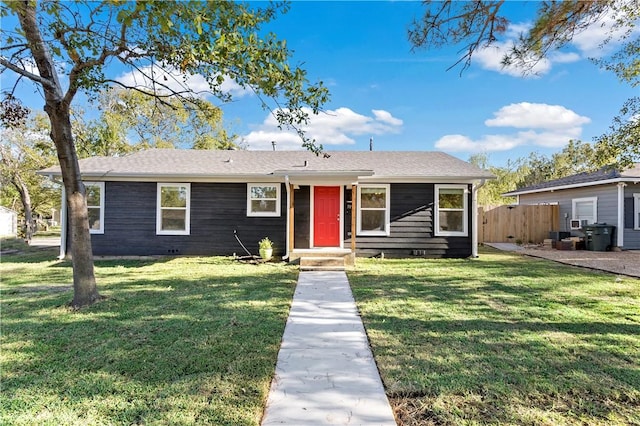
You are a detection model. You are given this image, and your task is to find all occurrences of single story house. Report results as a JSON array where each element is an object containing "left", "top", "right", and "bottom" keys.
[
  {"left": 39, "top": 149, "right": 494, "bottom": 260},
  {"left": 503, "top": 163, "right": 640, "bottom": 250}
]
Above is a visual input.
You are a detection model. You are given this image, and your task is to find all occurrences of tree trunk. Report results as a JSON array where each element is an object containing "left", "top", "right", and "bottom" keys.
[
  {"left": 12, "top": 174, "right": 34, "bottom": 242},
  {"left": 16, "top": 1, "right": 100, "bottom": 308},
  {"left": 48, "top": 103, "right": 101, "bottom": 308}
]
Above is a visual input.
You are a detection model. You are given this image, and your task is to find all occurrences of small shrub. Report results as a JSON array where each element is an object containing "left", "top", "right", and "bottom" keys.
[{"left": 259, "top": 237, "right": 273, "bottom": 250}]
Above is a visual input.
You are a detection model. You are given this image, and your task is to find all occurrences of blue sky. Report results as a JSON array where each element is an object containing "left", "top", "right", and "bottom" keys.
[
  {"left": 216, "top": 1, "right": 635, "bottom": 166},
  {"left": 4, "top": 1, "right": 636, "bottom": 167}
]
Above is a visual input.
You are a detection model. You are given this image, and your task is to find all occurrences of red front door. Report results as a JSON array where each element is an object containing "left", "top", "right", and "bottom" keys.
[{"left": 314, "top": 186, "right": 340, "bottom": 247}]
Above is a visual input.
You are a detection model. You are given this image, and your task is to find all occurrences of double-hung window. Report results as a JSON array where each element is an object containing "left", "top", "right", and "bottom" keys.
[
  {"left": 357, "top": 184, "right": 390, "bottom": 236},
  {"left": 247, "top": 184, "right": 280, "bottom": 217},
  {"left": 85, "top": 182, "right": 104, "bottom": 234},
  {"left": 572, "top": 197, "right": 597, "bottom": 228},
  {"left": 157, "top": 183, "right": 190, "bottom": 235},
  {"left": 435, "top": 185, "right": 468, "bottom": 237}
]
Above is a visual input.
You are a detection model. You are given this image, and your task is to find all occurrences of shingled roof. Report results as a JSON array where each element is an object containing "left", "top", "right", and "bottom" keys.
[
  {"left": 504, "top": 163, "right": 640, "bottom": 196},
  {"left": 39, "top": 149, "right": 494, "bottom": 180}
]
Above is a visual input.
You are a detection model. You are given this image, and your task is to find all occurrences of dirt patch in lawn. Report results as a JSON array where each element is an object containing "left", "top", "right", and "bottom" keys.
[{"left": 516, "top": 247, "right": 640, "bottom": 278}]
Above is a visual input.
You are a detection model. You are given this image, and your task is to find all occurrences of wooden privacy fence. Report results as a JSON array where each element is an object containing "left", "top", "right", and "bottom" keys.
[{"left": 479, "top": 205, "right": 560, "bottom": 244}]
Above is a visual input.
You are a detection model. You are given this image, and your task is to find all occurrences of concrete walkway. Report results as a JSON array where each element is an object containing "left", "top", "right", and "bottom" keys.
[
  {"left": 29, "top": 237, "right": 61, "bottom": 248},
  {"left": 261, "top": 271, "right": 396, "bottom": 426}
]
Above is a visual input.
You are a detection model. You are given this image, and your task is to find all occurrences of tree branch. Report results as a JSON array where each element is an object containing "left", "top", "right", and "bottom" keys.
[{"left": 0, "top": 57, "right": 58, "bottom": 92}]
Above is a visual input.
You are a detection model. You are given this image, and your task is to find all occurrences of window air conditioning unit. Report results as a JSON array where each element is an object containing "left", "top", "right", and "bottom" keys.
[{"left": 570, "top": 219, "right": 589, "bottom": 229}]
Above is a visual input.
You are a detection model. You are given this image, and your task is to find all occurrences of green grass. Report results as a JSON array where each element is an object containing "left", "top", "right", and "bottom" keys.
[
  {"left": 1, "top": 237, "right": 30, "bottom": 252},
  {"left": 1, "top": 248, "right": 297, "bottom": 425},
  {"left": 34, "top": 227, "right": 62, "bottom": 238},
  {"left": 349, "top": 248, "right": 640, "bottom": 426}
]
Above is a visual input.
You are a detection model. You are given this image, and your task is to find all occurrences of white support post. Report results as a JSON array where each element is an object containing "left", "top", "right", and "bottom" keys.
[
  {"left": 284, "top": 175, "right": 291, "bottom": 260},
  {"left": 617, "top": 182, "right": 626, "bottom": 248},
  {"left": 471, "top": 180, "right": 486, "bottom": 258}
]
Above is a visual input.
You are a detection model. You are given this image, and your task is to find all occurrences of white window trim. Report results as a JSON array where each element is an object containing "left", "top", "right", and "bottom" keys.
[
  {"left": 634, "top": 193, "right": 640, "bottom": 230},
  {"left": 357, "top": 184, "right": 390, "bottom": 236},
  {"left": 571, "top": 196, "right": 597, "bottom": 228},
  {"left": 85, "top": 181, "right": 105, "bottom": 234},
  {"left": 156, "top": 183, "right": 191, "bottom": 235},
  {"left": 434, "top": 184, "right": 469, "bottom": 237},
  {"left": 247, "top": 183, "right": 281, "bottom": 217}
]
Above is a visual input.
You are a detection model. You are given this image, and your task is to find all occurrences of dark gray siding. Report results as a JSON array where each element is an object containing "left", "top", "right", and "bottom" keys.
[
  {"left": 77, "top": 182, "right": 287, "bottom": 256},
  {"left": 346, "top": 183, "right": 472, "bottom": 258}
]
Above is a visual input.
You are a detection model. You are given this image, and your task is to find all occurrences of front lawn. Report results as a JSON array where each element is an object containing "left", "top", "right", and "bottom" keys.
[
  {"left": 1, "top": 249, "right": 297, "bottom": 425},
  {"left": 349, "top": 249, "right": 640, "bottom": 426}
]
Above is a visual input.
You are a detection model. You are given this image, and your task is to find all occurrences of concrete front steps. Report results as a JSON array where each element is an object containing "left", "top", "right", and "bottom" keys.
[
  {"left": 289, "top": 249, "right": 354, "bottom": 271},
  {"left": 299, "top": 257, "right": 346, "bottom": 271}
]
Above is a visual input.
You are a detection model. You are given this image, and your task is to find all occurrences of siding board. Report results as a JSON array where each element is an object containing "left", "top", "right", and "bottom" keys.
[
  {"left": 519, "top": 183, "right": 640, "bottom": 250},
  {"left": 346, "top": 183, "right": 472, "bottom": 258},
  {"left": 70, "top": 181, "right": 475, "bottom": 258},
  {"left": 519, "top": 185, "right": 618, "bottom": 233},
  {"left": 85, "top": 182, "right": 287, "bottom": 256}
]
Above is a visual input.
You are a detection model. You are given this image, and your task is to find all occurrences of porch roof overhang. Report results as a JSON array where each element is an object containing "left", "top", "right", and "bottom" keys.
[{"left": 272, "top": 169, "right": 374, "bottom": 185}]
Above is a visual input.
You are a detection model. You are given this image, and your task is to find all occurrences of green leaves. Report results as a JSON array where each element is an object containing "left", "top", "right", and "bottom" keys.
[
  {"left": 79, "top": 87, "right": 235, "bottom": 152},
  {"left": 594, "top": 96, "right": 640, "bottom": 169},
  {"left": 2, "top": 0, "right": 329, "bottom": 153}
]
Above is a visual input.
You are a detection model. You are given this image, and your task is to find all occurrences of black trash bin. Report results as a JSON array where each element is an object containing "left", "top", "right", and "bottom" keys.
[{"left": 582, "top": 224, "right": 615, "bottom": 251}]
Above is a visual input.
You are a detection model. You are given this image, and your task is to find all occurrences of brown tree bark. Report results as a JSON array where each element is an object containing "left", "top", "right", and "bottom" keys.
[
  {"left": 16, "top": 1, "right": 100, "bottom": 308},
  {"left": 47, "top": 103, "right": 100, "bottom": 308}
]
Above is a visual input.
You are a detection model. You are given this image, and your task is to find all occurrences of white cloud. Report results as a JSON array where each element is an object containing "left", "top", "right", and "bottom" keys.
[
  {"left": 571, "top": 2, "right": 639, "bottom": 57},
  {"left": 372, "top": 109, "right": 403, "bottom": 126},
  {"left": 473, "top": 21, "right": 552, "bottom": 77},
  {"left": 476, "top": 3, "right": 638, "bottom": 77},
  {"left": 485, "top": 102, "right": 591, "bottom": 129},
  {"left": 240, "top": 107, "right": 403, "bottom": 150},
  {"left": 435, "top": 134, "right": 523, "bottom": 152},
  {"left": 475, "top": 43, "right": 552, "bottom": 77},
  {"left": 505, "top": 22, "right": 533, "bottom": 39},
  {"left": 21, "top": 60, "right": 40, "bottom": 77},
  {"left": 116, "top": 65, "right": 251, "bottom": 98},
  {"left": 549, "top": 51, "right": 581, "bottom": 64},
  {"left": 435, "top": 102, "right": 590, "bottom": 153}
]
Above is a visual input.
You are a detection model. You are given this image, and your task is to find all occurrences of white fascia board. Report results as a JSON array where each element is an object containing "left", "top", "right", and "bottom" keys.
[
  {"left": 38, "top": 171, "right": 493, "bottom": 185},
  {"left": 54, "top": 173, "right": 286, "bottom": 183}
]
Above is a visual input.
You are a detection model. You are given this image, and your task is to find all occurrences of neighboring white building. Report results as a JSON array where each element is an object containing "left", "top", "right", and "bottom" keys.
[{"left": 0, "top": 206, "right": 18, "bottom": 237}]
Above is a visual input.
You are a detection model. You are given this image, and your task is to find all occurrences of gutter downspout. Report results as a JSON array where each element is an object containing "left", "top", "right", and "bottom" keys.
[
  {"left": 285, "top": 175, "right": 291, "bottom": 260},
  {"left": 59, "top": 184, "right": 67, "bottom": 259},
  {"left": 472, "top": 179, "right": 487, "bottom": 258},
  {"left": 617, "top": 182, "right": 626, "bottom": 248}
]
